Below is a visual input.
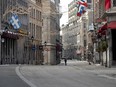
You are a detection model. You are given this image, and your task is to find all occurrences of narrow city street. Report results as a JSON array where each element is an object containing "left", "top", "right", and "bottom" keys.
[
  {"left": 0, "top": 0, "right": 116, "bottom": 87},
  {"left": 0, "top": 65, "right": 30, "bottom": 87},
  {"left": 0, "top": 60, "right": 116, "bottom": 87},
  {"left": 18, "top": 60, "right": 116, "bottom": 87}
]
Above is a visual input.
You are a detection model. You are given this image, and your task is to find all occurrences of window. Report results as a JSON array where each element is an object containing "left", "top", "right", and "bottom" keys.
[
  {"left": 83, "top": 23, "right": 86, "bottom": 28},
  {"left": 51, "top": 0, "right": 55, "bottom": 3},
  {"left": 113, "top": 0, "right": 116, "bottom": 7},
  {"left": 87, "top": 0, "right": 91, "bottom": 3},
  {"left": 18, "top": 0, "right": 28, "bottom": 7},
  {"left": 36, "top": 0, "right": 41, "bottom": 4},
  {"left": 88, "top": 5, "right": 91, "bottom": 9}
]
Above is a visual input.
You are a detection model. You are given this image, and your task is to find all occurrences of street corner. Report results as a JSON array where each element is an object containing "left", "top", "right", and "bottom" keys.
[{"left": 15, "top": 66, "right": 37, "bottom": 87}]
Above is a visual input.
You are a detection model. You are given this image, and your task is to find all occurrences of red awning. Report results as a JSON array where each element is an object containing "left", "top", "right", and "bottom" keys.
[
  {"left": 98, "top": 29, "right": 102, "bottom": 33},
  {"left": 107, "top": 21, "right": 116, "bottom": 29},
  {"left": 97, "top": 23, "right": 107, "bottom": 35},
  {"left": 97, "top": 21, "right": 116, "bottom": 35},
  {"left": 100, "top": 23, "right": 107, "bottom": 30}
]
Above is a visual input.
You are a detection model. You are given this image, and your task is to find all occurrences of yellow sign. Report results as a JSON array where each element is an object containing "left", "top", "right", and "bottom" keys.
[{"left": 18, "top": 29, "right": 28, "bottom": 35}]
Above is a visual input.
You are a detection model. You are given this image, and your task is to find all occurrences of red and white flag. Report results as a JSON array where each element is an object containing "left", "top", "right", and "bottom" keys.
[
  {"left": 77, "top": 0, "right": 88, "bottom": 17},
  {"left": 105, "top": 0, "right": 111, "bottom": 10}
]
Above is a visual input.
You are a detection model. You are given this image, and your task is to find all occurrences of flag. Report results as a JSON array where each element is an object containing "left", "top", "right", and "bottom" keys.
[
  {"left": 105, "top": 0, "right": 111, "bottom": 10},
  {"left": 77, "top": 5, "right": 86, "bottom": 16},
  {"left": 78, "top": 0, "right": 88, "bottom": 7},
  {"left": 77, "top": 0, "right": 88, "bottom": 17},
  {"left": 9, "top": 14, "right": 21, "bottom": 29}
]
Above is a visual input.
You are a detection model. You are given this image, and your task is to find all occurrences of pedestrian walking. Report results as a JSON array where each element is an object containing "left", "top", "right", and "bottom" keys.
[
  {"left": 64, "top": 58, "right": 67, "bottom": 66},
  {"left": 87, "top": 51, "right": 92, "bottom": 65}
]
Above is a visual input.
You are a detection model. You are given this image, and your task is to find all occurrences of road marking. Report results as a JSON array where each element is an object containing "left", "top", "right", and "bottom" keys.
[{"left": 15, "top": 66, "right": 37, "bottom": 87}]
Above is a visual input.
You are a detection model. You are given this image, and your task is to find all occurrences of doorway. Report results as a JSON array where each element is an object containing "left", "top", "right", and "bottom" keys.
[
  {"left": 1, "top": 38, "right": 17, "bottom": 64},
  {"left": 111, "top": 29, "right": 116, "bottom": 65}
]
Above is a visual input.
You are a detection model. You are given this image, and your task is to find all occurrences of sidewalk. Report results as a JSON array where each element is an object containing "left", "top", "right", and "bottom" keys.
[
  {"left": 60, "top": 60, "right": 105, "bottom": 70},
  {"left": 60, "top": 59, "right": 116, "bottom": 69},
  {"left": 61, "top": 60, "right": 116, "bottom": 80}
]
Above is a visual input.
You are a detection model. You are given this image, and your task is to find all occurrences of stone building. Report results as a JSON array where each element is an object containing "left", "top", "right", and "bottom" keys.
[
  {"left": 0, "top": 0, "right": 42, "bottom": 64},
  {"left": 26, "top": 0, "right": 43, "bottom": 64},
  {"left": 62, "top": 0, "right": 80, "bottom": 60},
  {"left": 42, "top": 0, "right": 61, "bottom": 65},
  {"left": 94, "top": 0, "right": 116, "bottom": 67}
]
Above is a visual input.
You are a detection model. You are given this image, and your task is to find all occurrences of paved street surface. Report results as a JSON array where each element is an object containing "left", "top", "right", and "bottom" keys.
[
  {"left": 19, "top": 60, "right": 116, "bottom": 87},
  {"left": 0, "top": 65, "right": 30, "bottom": 87}
]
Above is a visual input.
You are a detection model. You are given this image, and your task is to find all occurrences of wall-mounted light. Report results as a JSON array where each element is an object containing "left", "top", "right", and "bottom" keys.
[
  {"left": 1, "top": 38, "right": 5, "bottom": 43},
  {"left": 44, "top": 41, "right": 47, "bottom": 47},
  {"left": 106, "top": 35, "right": 110, "bottom": 40},
  {"left": 31, "top": 36, "right": 34, "bottom": 42}
]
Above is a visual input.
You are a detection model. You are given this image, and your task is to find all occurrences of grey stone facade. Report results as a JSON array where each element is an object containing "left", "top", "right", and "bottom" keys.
[{"left": 42, "top": 0, "right": 61, "bottom": 65}]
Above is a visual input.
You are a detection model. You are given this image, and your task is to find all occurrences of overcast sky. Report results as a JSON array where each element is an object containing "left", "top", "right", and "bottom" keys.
[{"left": 60, "top": 0, "right": 73, "bottom": 26}]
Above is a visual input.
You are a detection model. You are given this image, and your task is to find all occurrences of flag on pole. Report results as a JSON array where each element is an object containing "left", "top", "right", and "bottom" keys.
[
  {"left": 9, "top": 14, "right": 21, "bottom": 29},
  {"left": 105, "top": 0, "right": 111, "bottom": 10},
  {"left": 77, "top": 0, "right": 88, "bottom": 17},
  {"left": 78, "top": 0, "right": 88, "bottom": 7}
]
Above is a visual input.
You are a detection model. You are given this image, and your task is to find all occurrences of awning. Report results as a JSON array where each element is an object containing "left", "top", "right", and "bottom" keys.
[
  {"left": 100, "top": 23, "right": 107, "bottom": 30},
  {"left": 98, "top": 23, "right": 107, "bottom": 33},
  {"left": 97, "top": 23, "right": 107, "bottom": 35},
  {"left": 1, "top": 32, "right": 19, "bottom": 39},
  {"left": 107, "top": 21, "right": 116, "bottom": 29},
  {"left": 97, "top": 21, "right": 116, "bottom": 37}
]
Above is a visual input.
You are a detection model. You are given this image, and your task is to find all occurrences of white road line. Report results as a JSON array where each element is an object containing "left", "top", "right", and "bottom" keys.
[{"left": 15, "top": 66, "right": 37, "bottom": 87}]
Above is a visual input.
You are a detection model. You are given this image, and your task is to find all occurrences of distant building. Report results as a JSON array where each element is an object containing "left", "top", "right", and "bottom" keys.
[{"left": 61, "top": 0, "right": 93, "bottom": 60}]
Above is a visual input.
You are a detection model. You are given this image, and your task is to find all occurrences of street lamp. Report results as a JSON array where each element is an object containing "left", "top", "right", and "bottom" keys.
[
  {"left": 1, "top": 38, "right": 5, "bottom": 43},
  {"left": 31, "top": 36, "right": 34, "bottom": 42},
  {"left": 43, "top": 41, "right": 48, "bottom": 64},
  {"left": 44, "top": 41, "right": 47, "bottom": 47}
]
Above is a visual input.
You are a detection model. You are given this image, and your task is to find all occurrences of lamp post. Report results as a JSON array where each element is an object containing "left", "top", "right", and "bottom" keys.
[
  {"left": 31, "top": 35, "right": 35, "bottom": 64},
  {"left": 44, "top": 41, "right": 47, "bottom": 47},
  {"left": 43, "top": 41, "right": 48, "bottom": 64},
  {"left": 31, "top": 36, "right": 34, "bottom": 42}
]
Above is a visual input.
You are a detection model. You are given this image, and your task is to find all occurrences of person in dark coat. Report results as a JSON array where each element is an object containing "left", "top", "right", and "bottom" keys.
[
  {"left": 87, "top": 51, "right": 92, "bottom": 65},
  {"left": 64, "top": 58, "right": 67, "bottom": 66}
]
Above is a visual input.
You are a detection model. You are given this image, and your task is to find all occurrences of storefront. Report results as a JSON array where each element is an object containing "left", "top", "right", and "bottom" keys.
[
  {"left": 97, "top": 21, "right": 116, "bottom": 67},
  {"left": 1, "top": 31, "right": 19, "bottom": 64}
]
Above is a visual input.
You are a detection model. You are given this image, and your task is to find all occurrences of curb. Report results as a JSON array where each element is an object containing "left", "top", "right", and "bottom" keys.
[
  {"left": 15, "top": 66, "right": 37, "bottom": 87},
  {"left": 98, "top": 74, "right": 116, "bottom": 80}
]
